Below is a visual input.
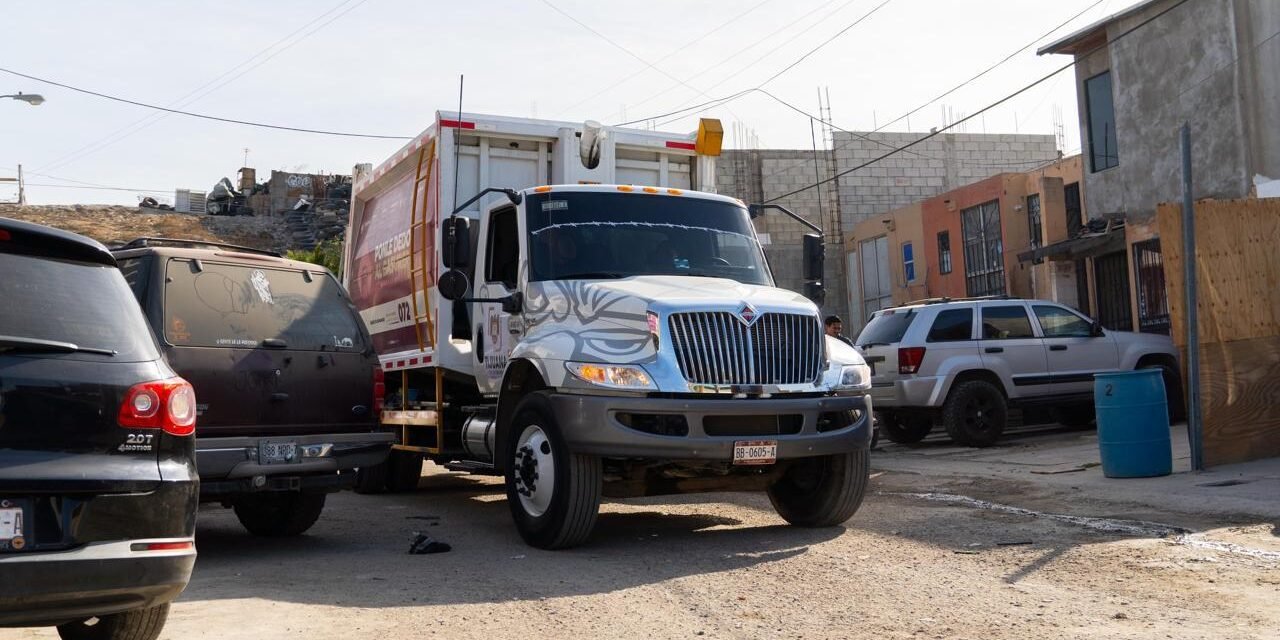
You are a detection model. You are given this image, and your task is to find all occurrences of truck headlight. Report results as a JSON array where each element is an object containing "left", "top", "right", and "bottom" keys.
[
  {"left": 566, "top": 362, "right": 656, "bottom": 390},
  {"left": 838, "top": 364, "right": 872, "bottom": 390}
]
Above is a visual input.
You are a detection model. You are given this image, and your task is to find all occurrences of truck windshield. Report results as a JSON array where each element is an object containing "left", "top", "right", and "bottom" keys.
[{"left": 525, "top": 191, "right": 771, "bottom": 286}]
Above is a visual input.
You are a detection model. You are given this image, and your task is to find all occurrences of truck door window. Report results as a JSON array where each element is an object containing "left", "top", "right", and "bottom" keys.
[
  {"left": 486, "top": 206, "right": 519, "bottom": 289},
  {"left": 980, "top": 306, "right": 1034, "bottom": 340}
]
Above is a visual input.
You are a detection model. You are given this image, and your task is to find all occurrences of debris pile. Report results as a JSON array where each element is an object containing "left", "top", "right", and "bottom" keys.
[{"left": 0, "top": 204, "right": 290, "bottom": 252}]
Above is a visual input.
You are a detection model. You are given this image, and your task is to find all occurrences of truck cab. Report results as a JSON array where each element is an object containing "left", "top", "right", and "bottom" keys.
[{"left": 345, "top": 114, "right": 873, "bottom": 548}]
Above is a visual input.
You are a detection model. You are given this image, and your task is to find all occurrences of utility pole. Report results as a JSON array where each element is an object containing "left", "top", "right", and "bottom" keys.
[
  {"left": 1180, "top": 123, "right": 1204, "bottom": 471},
  {"left": 17, "top": 164, "right": 25, "bottom": 205},
  {"left": 243, "top": 148, "right": 251, "bottom": 167}
]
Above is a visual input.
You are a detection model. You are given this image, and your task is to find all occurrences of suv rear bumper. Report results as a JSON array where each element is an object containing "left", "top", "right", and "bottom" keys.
[
  {"left": 0, "top": 539, "right": 194, "bottom": 627},
  {"left": 870, "top": 375, "right": 948, "bottom": 409},
  {"left": 196, "top": 432, "right": 393, "bottom": 498},
  {"left": 549, "top": 392, "right": 872, "bottom": 460}
]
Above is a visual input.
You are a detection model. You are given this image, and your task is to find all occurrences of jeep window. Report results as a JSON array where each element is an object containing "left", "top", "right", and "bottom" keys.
[
  {"left": 117, "top": 256, "right": 152, "bottom": 303},
  {"left": 927, "top": 309, "right": 973, "bottom": 342},
  {"left": 1034, "top": 305, "right": 1093, "bottom": 338},
  {"left": 485, "top": 206, "right": 519, "bottom": 289},
  {"left": 0, "top": 253, "right": 159, "bottom": 362},
  {"left": 164, "top": 259, "right": 365, "bottom": 351},
  {"left": 524, "top": 191, "right": 770, "bottom": 286},
  {"left": 856, "top": 309, "right": 917, "bottom": 346},
  {"left": 981, "top": 305, "right": 1034, "bottom": 339}
]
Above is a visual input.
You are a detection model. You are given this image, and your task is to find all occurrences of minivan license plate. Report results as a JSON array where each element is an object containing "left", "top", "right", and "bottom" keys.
[
  {"left": 259, "top": 441, "right": 298, "bottom": 464},
  {"left": 733, "top": 440, "right": 777, "bottom": 465},
  {"left": 0, "top": 507, "right": 22, "bottom": 542}
]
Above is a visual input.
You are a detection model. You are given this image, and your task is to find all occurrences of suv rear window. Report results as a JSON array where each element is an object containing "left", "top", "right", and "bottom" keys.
[
  {"left": 163, "top": 259, "right": 365, "bottom": 351},
  {"left": 856, "top": 309, "right": 917, "bottom": 346},
  {"left": 927, "top": 309, "right": 973, "bottom": 342},
  {"left": 0, "top": 253, "right": 158, "bottom": 362}
]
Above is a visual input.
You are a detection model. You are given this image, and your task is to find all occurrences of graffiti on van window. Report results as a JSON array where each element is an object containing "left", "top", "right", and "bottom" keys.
[{"left": 250, "top": 270, "right": 274, "bottom": 304}]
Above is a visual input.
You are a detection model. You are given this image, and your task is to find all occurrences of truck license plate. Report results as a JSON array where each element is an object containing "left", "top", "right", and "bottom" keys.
[
  {"left": 259, "top": 441, "right": 298, "bottom": 465},
  {"left": 733, "top": 440, "right": 777, "bottom": 465},
  {"left": 0, "top": 506, "right": 23, "bottom": 543}
]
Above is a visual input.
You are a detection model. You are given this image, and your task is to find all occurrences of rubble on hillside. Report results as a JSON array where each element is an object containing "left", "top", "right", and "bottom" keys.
[{"left": 0, "top": 204, "right": 292, "bottom": 252}]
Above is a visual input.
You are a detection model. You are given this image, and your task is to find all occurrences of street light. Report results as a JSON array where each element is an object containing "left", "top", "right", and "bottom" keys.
[{"left": 1, "top": 92, "right": 45, "bottom": 106}]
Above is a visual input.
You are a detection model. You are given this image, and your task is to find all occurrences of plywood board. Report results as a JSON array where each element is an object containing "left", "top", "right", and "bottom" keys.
[
  {"left": 1184, "top": 336, "right": 1280, "bottom": 466},
  {"left": 1158, "top": 199, "right": 1280, "bottom": 346}
]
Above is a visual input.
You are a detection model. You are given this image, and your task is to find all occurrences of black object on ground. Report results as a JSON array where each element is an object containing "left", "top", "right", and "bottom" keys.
[{"left": 408, "top": 533, "right": 452, "bottom": 554}]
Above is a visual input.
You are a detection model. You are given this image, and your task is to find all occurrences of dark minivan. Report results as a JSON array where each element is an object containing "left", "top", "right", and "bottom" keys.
[
  {"left": 0, "top": 219, "right": 197, "bottom": 640},
  {"left": 111, "top": 238, "right": 391, "bottom": 536}
]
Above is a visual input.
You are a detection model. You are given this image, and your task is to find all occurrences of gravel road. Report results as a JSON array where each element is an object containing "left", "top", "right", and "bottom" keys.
[{"left": 5, "top": 466, "right": 1278, "bottom": 640}]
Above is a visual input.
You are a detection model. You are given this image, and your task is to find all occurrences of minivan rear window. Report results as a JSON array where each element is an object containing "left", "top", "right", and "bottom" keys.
[
  {"left": 164, "top": 259, "right": 365, "bottom": 352},
  {"left": 856, "top": 309, "right": 917, "bottom": 346},
  {"left": 0, "top": 253, "right": 159, "bottom": 362}
]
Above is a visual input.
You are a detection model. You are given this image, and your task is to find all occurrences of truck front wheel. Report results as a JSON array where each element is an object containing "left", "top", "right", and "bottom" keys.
[
  {"left": 505, "top": 392, "right": 601, "bottom": 549},
  {"left": 767, "top": 448, "right": 870, "bottom": 527}
]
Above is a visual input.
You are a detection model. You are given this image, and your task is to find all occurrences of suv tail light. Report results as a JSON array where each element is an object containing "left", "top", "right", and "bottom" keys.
[
  {"left": 118, "top": 378, "right": 197, "bottom": 436},
  {"left": 373, "top": 366, "right": 386, "bottom": 412},
  {"left": 898, "top": 347, "right": 926, "bottom": 375}
]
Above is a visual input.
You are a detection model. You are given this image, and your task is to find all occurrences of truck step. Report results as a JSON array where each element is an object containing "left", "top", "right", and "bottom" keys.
[
  {"left": 381, "top": 410, "right": 438, "bottom": 426},
  {"left": 443, "top": 460, "right": 499, "bottom": 476}
]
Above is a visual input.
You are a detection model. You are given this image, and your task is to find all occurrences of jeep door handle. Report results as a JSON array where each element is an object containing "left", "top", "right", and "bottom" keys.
[
  {"left": 1049, "top": 345, "right": 1068, "bottom": 351},
  {"left": 270, "top": 393, "right": 290, "bottom": 402},
  {"left": 984, "top": 347, "right": 1003, "bottom": 353}
]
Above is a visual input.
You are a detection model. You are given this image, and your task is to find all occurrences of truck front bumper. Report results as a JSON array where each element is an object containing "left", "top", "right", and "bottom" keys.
[{"left": 548, "top": 392, "right": 872, "bottom": 460}]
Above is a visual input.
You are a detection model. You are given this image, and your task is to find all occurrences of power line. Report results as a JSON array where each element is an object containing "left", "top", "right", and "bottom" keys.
[
  {"left": 37, "top": 0, "right": 369, "bottom": 174},
  {"left": 763, "top": 0, "right": 1196, "bottom": 204},
  {"left": 609, "top": 0, "right": 854, "bottom": 125},
  {"left": 0, "top": 66, "right": 411, "bottom": 140},
  {"left": 552, "top": 0, "right": 775, "bottom": 119},
  {"left": 23, "top": 182, "right": 172, "bottom": 194},
  {"left": 755, "top": 0, "right": 894, "bottom": 88}
]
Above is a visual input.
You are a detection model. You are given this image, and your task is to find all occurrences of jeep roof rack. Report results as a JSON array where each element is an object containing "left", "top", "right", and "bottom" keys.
[
  {"left": 112, "top": 237, "right": 283, "bottom": 258},
  {"left": 902, "top": 294, "right": 1018, "bottom": 306}
]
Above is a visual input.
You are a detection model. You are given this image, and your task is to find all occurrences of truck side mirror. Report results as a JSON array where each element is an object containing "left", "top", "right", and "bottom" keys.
[
  {"left": 438, "top": 269, "right": 469, "bottom": 301},
  {"left": 804, "top": 281, "right": 826, "bottom": 306},
  {"left": 442, "top": 217, "right": 471, "bottom": 269},
  {"left": 803, "top": 233, "right": 824, "bottom": 282}
]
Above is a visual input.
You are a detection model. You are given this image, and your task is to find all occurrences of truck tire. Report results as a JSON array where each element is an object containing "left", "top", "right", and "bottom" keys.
[
  {"left": 57, "top": 603, "right": 169, "bottom": 640},
  {"left": 942, "top": 380, "right": 1007, "bottom": 447},
  {"left": 384, "top": 449, "right": 424, "bottom": 492},
  {"left": 878, "top": 411, "right": 933, "bottom": 444},
  {"left": 768, "top": 447, "right": 869, "bottom": 527},
  {"left": 505, "top": 392, "right": 601, "bottom": 550},
  {"left": 354, "top": 461, "right": 389, "bottom": 494},
  {"left": 233, "top": 492, "right": 326, "bottom": 537}
]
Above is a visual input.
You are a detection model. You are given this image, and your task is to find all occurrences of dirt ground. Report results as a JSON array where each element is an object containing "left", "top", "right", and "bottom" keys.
[{"left": 6, "top": 460, "right": 1278, "bottom": 640}]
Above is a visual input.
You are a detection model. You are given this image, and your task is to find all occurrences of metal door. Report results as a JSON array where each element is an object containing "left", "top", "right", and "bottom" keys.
[{"left": 1093, "top": 251, "right": 1133, "bottom": 331}]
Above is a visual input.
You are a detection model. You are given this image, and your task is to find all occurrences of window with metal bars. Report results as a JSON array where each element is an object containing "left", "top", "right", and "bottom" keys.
[
  {"left": 960, "top": 200, "right": 1005, "bottom": 297},
  {"left": 1133, "top": 238, "right": 1170, "bottom": 334},
  {"left": 937, "top": 231, "right": 952, "bottom": 275},
  {"left": 1026, "top": 193, "right": 1042, "bottom": 250}
]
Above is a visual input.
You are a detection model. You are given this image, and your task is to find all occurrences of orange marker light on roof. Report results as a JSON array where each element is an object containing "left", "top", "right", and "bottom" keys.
[
  {"left": 617, "top": 185, "right": 634, "bottom": 192},
  {"left": 534, "top": 186, "right": 552, "bottom": 193},
  {"left": 667, "top": 189, "right": 683, "bottom": 195},
  {"left": 642, "top": 186, "right": 659, "bottom": 194}
]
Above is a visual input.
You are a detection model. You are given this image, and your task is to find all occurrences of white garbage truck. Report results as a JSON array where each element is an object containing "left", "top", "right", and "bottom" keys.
[{"left": 343, "top": 112, "right": 873, "bottom": 549}]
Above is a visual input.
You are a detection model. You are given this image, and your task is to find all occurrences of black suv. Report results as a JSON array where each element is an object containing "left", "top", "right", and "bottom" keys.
[
  {"left": 111, "top": 238, "right": 391, "bottom": 537},
  {"left": 0, "top": 219, "right": 197, "bottom": 639}
]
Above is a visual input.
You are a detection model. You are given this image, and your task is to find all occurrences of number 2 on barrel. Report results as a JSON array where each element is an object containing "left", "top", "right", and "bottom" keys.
[{"left": 1105, "top": 383, "right": 1114, "bottom": 396}]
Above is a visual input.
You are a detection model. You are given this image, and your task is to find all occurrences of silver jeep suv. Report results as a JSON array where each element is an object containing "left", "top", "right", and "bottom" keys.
[{"left": 856, "top": 297, "right": 1182, "bottom": 447}]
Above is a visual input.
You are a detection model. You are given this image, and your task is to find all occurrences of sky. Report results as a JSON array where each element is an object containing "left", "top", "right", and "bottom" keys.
[{"left": 0, "top": 0, "right": 1133, "bottom": 206}]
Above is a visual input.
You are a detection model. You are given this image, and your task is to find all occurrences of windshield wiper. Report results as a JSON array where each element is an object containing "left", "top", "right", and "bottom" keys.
[
  {"left": 554, "top": 272, "right": 626, "bottom": 280},
  {"left": 0, "top": 335, "right": 117, "bottom": 357}
]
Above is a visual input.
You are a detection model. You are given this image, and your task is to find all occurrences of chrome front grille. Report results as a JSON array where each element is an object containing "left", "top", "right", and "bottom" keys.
[{"left": 668, "top": 311, "right": 823, "bottom": 386}]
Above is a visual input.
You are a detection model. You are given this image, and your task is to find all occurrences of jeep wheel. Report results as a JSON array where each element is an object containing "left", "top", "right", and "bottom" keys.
[
  {"left": 943, "top": 380, "right": 1007, "bottom": 447},
  {"left": 768, "top": 447, "right": 870, "bottom": 527},
  {"left": 878, "top": 412, "right": 933, "bottom": 444},
  {"left": 506, "top": 392, "right": 601, "bottom": 550},
  {"left": 57, "top": 603, "right": 170, "bottom": 640},
  {"left": 384, "top": 449, "right": 424, "bottom": 493},
  {"left": 1141, "top": 362, "right": 1186, "bottom": 423},
  {"left": 233, "top": 492, "right": 326, "bottom": 537}
]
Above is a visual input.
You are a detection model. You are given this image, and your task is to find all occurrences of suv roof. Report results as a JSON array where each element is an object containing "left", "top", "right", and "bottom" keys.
[
  {"left": 111, "top": 236, "right": 283, "bottom": 258},
  {"left": 898, "top": 295, "right": 1022, "bottom": 307},
  {"left": 110, "top": 237, "right": 323, "bottom": 272},
  {"left": 0, "top": 216, "right": 115, "bottom": 266}
]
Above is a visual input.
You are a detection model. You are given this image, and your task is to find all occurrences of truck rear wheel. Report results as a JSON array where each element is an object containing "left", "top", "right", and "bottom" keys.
[
  {"left": 506, "top": 392, "right": 601, "bottom": 549},
  {"left": 384, "top": 449, "right": 424, "bottom": 492},
  {"left": 768, "top": 448, "right": 869, "bottom": 527},
  {"left": 233, "top": 491, "right": 326, "bottom": 537}
]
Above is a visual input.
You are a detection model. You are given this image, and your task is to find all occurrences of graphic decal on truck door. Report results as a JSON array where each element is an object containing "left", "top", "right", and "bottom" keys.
[{"left": 520, "top": 279, "right": 653, "bottom": 363}]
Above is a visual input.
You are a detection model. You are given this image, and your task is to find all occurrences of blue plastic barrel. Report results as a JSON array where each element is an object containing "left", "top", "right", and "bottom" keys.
[{"left": 1093, "top": 369, "right": 1172, "bottom": 478}]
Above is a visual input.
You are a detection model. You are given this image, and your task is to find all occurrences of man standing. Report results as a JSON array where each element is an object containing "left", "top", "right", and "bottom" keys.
[{"left": 824, "top": 315, "right": 854, "bottom": 347}]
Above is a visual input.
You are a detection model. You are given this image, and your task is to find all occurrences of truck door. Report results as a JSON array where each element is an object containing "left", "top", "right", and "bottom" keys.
[{"left": 472, "top": 203, "right": 521, "bottom": 393}]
